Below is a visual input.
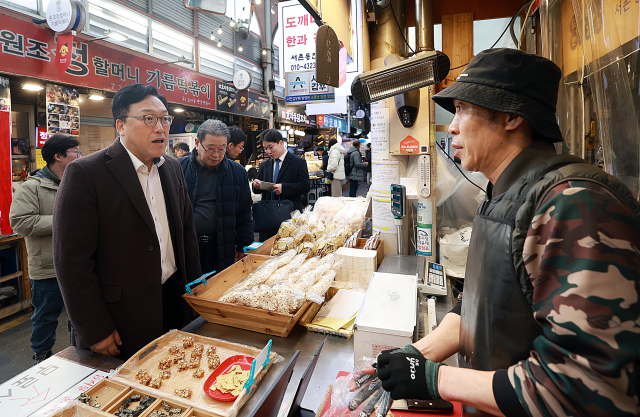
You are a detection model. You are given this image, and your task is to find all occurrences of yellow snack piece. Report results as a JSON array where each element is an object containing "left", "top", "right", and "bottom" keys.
[{"left": 212, "top": 365, "right": 250, "bottom": 396}]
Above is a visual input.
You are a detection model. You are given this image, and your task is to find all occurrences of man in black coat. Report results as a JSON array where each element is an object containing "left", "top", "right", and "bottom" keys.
[
  {"left": 53, "top": 84, "right": 201, "bottom": 359},
  {"left": 179, "top": 120, "right": 254, "bottom": 275},
  {"left": 252, "top": 129, "right": 310, "bottom": 240}
]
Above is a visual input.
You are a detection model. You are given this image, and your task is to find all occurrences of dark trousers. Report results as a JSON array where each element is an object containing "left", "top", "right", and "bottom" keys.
[
  {"left": 349, "top": 180, "right": 360, "bottom": 197},
  {"left": 198, "top": 239, "right": 219, "bottom": 275},
  {"left": 162, "top": 272, "right": 188, "bottom": 333},
  {"left": 31, "top": 278, "right": 65, "bottom": 354}
]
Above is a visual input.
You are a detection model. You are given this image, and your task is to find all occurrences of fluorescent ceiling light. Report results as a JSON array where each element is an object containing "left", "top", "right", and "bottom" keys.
[
  {"left": 173, "top": 108, "right": 185, "bottom": 113},
  {"left": 22, "top": 82, "right": 44, "bottom": 91},
  {"left": 351, "top": 51, "right": 450, "bottom": 104},
  {"left": 88, "top": 90, "right": 105, "bottom": 101}
]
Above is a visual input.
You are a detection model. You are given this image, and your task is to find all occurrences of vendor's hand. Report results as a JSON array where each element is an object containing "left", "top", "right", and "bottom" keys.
[
  {"left": 361, "top": 344, "right": 420, "bottom": 375},
  {"left": 252, "top": 179, "right": 261, "bottom": 189},
  {"left": 376, "top": 344, "right": 444, "bottom": 400},
  {"left": 272, "top": 184, "right": 283, "bottom": 195},
  {"left": 235, "top": 252, "right": 246, "bottom": 261},
  {"left": 90, "top": 330, "right": 122, "bottom": 357}
]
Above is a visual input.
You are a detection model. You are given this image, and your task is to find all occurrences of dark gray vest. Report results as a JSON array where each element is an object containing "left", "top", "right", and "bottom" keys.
[{"left": 459, "top": 154, "right": 640, "bottom": 416}]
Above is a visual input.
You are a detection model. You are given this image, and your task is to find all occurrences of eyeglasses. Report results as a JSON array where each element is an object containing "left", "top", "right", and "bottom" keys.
[
  {"left": 69, "top": 150, "right": 82, "bottom": 157},
  {"left": 200, "top": 142, "right": 226, "bottom": 154},
  {"left": 123, "top": 114, "right": 173, "bottom": 127}
]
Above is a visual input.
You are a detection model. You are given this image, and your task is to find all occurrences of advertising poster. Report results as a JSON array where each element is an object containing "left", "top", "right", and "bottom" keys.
[{"left": 46, "top": 84, "right": 79, "bottom": 136}]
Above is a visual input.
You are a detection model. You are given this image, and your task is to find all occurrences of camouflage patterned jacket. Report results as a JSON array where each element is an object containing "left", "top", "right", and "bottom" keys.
[{"left": 494, "top": 177, "right": 640, "bottom": 416}]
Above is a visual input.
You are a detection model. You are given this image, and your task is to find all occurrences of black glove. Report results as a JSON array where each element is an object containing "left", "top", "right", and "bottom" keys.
[{"left": 376, "top": 344, "right": 443, "bottom": 400}]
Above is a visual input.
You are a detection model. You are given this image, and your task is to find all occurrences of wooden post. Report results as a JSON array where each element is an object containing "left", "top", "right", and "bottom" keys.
[{"left": 440, "top": 13, "right": 474, "bottom": 90}]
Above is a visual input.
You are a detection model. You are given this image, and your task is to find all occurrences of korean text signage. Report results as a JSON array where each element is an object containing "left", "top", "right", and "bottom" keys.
[
  {"left": 276, "top": 101, "right": 310, "bottom": 126},
  {"left": 285, "top": 71, "right": 334, "bottom": 104},
  {"left": 281, "top": 1, "right": 318, "bottom": 73},
  {"left": 215, "top": 82, "right": 270, "bottom": 119},
  {"left": 37, "top": 127, "right": 49, "bottom": 148},
  {"left": 0, "top": 14, "right": 216, "bottom": 110},
  {"left": 400, "top": 135, "right": 419, "bottom": 154},
  {"left": 317, "top": 114, "right": 347, "bottom": 133}
]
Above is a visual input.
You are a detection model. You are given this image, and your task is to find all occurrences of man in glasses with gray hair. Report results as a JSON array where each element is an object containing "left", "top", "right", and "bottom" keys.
[
  {"left": 178, "top": 119, "right": 254, "bottom": 276},
  {"left": 54, "top": 83, "right": 201, "bottom": 359}
]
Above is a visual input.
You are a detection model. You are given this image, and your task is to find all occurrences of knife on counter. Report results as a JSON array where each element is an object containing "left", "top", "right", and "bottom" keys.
[{"left": 391, "top": 399, "right": 454, "bottom": 414}]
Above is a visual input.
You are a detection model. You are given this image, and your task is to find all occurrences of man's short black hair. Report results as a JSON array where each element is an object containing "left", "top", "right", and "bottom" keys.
[
  {"left": 367, "top": 143, "right": 371, "bottom": 149},
  {"left": 111, "top": 83, "right": 168, "bottom": 125},
  {"left": 228, "top": 126, "right": 246, "bottom": 146},
  {"left": 328, "top": 138, "right": 338, "bottom": 148},
  {"left": 260, "top": 129, "right": 284, "bottom": 145},
  {"left": 315, "top": 146, "right": 324, "bottom": 153},
  {"left": 174, "top": 142, "right": 190, "bottom": 152},
  {"left": 41, "top": 134, "right": 80, "bottom": 165}
]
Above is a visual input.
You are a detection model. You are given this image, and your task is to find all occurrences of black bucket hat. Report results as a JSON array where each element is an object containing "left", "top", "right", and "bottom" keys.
[{"left": 432, "top": 48, "right": 563, "bottom": 143}]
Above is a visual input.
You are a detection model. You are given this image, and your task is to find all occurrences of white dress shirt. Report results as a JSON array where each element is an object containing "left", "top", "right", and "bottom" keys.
[
  {"left": 121, "top": 139, "right": 177, "bottom": 283},
  {"left": 273, "top": 151, "right": 287, "bottom": 182}
]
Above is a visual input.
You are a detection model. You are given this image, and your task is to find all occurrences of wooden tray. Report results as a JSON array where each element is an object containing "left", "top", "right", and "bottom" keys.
[
  {"left": 356, "top": 238, "right": 384, "bottom": 267},
  {"left": 111, "top": 330, "right": 276, "bottom": 417},
  {"left": 182, "top": 255, "right": 312, "bottom": 338},
  {"left": 104, "top": 389, "right": 161, "bottom": 415},
  {"left": 81, "top": 379, "right": 130, "bottom": 412},
  {"left": 139, "top": 397, "right": 192, "bottom": 417},
  {"left": 299, "top": 287, "right": 354, "bottom": 338},
  {"left": 50, "top": 402, "right": 112, "bottom": 417}
]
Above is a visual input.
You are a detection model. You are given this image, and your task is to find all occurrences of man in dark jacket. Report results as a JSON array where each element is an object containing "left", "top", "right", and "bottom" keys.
[
  {"left": 252, "top": 129, "right": 310, "bottom": 240},
  {"left": 346, "top": 139, "right": 368, "bottom": 197},
  {"left": 54, "top": 84, "right": 201, "bottom": 359},
  {"left": 179, "top": 120, "right": 254, "bottom": 274}
]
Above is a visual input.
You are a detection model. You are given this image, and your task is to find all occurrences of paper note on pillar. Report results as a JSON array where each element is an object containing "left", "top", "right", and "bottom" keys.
[{"left": 316, "top": 25, "right": 343, "bottom": 87}]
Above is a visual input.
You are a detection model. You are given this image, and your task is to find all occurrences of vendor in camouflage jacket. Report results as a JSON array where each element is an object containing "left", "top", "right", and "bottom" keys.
[{"left": 370, "top": 49, "right": 640, "bottom": 416}]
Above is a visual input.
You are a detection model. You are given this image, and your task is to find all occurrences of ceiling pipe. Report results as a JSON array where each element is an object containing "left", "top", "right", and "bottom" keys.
[{"left": 415, "top": 0, "right": 434, "bottom": 52}]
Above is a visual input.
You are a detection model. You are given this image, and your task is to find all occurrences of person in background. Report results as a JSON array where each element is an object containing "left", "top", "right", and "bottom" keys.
[
  {"left": 53, "top": 83, "right": 201, "bottom": 359},
  {"left": 226, "top": 126, "right": 246, "bottom": 161},
  {"left": 179, "top": 120, "right": 254, "bottom": 274},
  {"left": 365, "top": 142, "right": 372, "bottom": 187},
  {"left": 252, "top": 129, "right": 310, "bottom": 240},
  {"left": 367, "top": 48, "right": 640, "bottom": 417},
  {"left": 173, "top": 142, "right": 191, "bottom": 158},
  {"left": 346, "top": 139, "right": 368, "bottom": 197},
  {"left": 326, "top": 138, "right": 345, "bottom": 197},
  {"left": 9, "top": 134, "right": 80, "bottom": 364}
]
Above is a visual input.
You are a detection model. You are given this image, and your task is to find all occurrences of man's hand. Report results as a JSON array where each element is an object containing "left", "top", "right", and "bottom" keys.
[
  {"left": 252, "top": 179, "right": 261, "bottom": 189},
  {"left": 376, "top": 344, "right": 444, "bottom": 400},
  {"left": 272, "top": 184, "right": 283, "bottom": 195},
  {"left": 90, "top": 330, "right": 122, "bottom": 357},
  {"left": 235, "top": 252, "right": 246, "bottom": 261}
]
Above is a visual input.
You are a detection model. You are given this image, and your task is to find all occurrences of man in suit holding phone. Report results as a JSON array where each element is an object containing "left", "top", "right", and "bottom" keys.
[{"left": 252, "top": 129, "right": 310, "bottom": 240}]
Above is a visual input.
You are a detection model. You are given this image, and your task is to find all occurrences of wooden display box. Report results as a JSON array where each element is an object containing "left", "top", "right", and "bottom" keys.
[
  {"left": 356, "top": 238, "right": 384, "bottom": 267},
  {"left": 182, "top": 255, "right": 312, "bottom": 337},
  {"left": 50, "top": 402, "right": 111, "bottom": 417},
  {"left": 81, "top": 379, "right": 130, "bottom": 411},
  {"left": 247, "top": 236, "right": 276, "bottom": 256},
  {"left": 139, "top": 397, "right": 191, "bottom": 417}
]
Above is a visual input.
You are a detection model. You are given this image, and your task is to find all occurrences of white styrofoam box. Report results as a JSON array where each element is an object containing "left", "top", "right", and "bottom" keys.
[
  {"left": 335, "top": 247, "right": 378, "bottom": 286},
  {"left": 354, "top": 272, "right": 417, "bottom": 361}
]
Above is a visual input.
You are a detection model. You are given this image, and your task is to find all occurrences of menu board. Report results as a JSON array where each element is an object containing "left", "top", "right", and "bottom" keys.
[
  {"left": 215, "top": 82, "right": 269, "bottom": 119},
  {"left": 46, "top": 84, "right": 79, "bottom": 136}
]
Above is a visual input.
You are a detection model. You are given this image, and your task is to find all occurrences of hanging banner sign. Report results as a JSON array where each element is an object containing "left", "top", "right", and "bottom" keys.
[
  {"left": 37, "top": 127, "right": 49, "bottom": 148},
  {"left": 55, "top": 33, "right": 74, "bottom": 74},
  {"left": 0, "top": 14, "right": 217, "bottom": 110},
  {"left": 285, "top": 70, "right": 334, "bottom": 104},
  {"left": 281, "top": 1, "right": 318, "bottom": 73},
  {"left": 276, "top": 100, "right": 310, "bottom": 126},
  {"left": 238, "top": 89, "right": 249, "bottom": 112}
]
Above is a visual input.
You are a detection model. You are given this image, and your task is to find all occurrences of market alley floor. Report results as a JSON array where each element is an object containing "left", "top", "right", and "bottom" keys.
[{"left": 0, "top": 307, "right": 71, "bottom": 384}]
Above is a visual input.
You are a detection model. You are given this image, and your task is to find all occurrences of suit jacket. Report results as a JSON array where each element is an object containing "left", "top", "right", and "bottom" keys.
[
  {"left": 252, "top": 152, "right": 310, "bottom": 212},
  {"left": 53, "top": 139, "right": 201, "bottom": 359}
]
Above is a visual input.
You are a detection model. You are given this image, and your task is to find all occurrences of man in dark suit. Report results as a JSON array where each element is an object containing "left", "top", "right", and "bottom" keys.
[
  {"left": 53, "top": 84, "right": 201, "bottom": 359},
  {"left": 252, "top": 129, "right": 310, "bottom": 240}
]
